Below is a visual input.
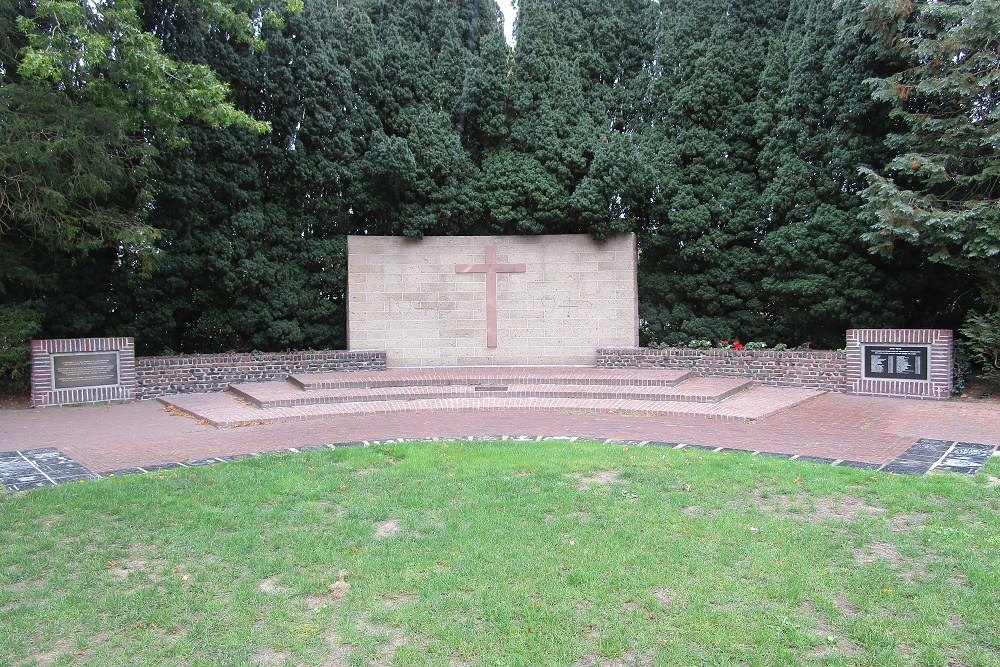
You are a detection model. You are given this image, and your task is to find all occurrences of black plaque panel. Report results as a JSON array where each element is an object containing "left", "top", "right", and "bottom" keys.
[
  {"left": 863, "top": 345, "right": 928, "bottom": 381},
  {"left": 52, "top": 352, "right": 120, "bottom": 389}
]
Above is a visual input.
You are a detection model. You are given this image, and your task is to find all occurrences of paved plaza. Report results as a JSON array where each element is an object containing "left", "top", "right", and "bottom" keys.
[{"left": 1, "top": 388, "right": 997, "bottom": 489}]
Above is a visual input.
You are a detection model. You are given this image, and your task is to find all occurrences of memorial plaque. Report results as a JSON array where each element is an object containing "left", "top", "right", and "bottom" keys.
[
  {"left": 52, "top": 352, "right": 120, "bottom": 390},
  {"left": 863, "top": 345, "right": 928, "bottom": 381}
]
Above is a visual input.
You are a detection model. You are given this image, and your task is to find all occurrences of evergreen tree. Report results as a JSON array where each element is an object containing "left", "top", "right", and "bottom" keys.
[
  {"left": 754, "top": 0, "right": 907, "bottom": 346},
  {"left": 115, "top": 0, "right": 510, "bottom": 354},
  {"left": 484, "top": 0, "right": 602, "bottom": 234},
  {"left": 117, "top": 0, "right": 357, "bottom": 353},
  {"left": 861, "top": 0, "right": 998, "bottom": 307},
  {"left": 5, "top": 0, "right": 987, "bottom": 380},
  {"left": 639, "top": 0, "right": 784, "bottom": 345},
  {"left": 350, "top": 0, "right": 504, "bottom": 237},
  {"left": 482, "top": 0, "right": 655, "bottom": 238}
]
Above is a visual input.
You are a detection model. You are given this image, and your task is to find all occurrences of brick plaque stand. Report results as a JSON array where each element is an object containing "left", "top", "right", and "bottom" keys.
[
  {"left": 846, "top": 329, "right": 952, "bottom": 400},
  {"left": 31, "top": 338, "right": 136, "bottom": 407}
]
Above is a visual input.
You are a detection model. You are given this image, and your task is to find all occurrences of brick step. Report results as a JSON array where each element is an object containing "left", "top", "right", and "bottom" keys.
[
  {"left": 288, "top": 367, "right": 692, "bottom": 391},
  {"left": 158, "top": 386, "right": 822, "bottom": 428},
  {"left": 230, "top": 376, "right": 753, "bottom": 408}
]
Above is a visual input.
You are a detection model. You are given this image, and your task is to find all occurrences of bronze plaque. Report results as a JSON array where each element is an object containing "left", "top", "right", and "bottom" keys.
[{"left": 52, "top": 352, "right": 120, "bottom": 390}]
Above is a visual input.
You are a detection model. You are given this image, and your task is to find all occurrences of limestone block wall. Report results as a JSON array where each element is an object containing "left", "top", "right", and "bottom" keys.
[{"left": 348, "top": 234, "right": 639, "bottom": 366}]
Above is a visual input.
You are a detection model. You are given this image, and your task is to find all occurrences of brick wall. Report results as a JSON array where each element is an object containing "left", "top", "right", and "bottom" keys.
[
  {"left": 597, "top": 347, "right": 850, "bottom": 392},
  {"left": 31, "top": 338, "right": 136, "bottom": 407},
  {"left": 846, "top": 329, "right": 952, "bottom": 400},
  {"left": 134, "top": 350, "right": 386, "bottom": 400}
]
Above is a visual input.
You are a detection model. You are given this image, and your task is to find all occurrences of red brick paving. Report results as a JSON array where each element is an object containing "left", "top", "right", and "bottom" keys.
[
  {"left": 162, "top": 385, "right": 819, "bottom": 427},
  {"left": 1, "top": 392, "right": 997, "bottom": 473}
]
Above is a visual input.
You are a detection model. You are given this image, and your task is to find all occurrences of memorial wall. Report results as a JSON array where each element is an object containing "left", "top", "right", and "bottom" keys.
[{"left": 346, "top": 234, "right": 640, "bottom": 367}]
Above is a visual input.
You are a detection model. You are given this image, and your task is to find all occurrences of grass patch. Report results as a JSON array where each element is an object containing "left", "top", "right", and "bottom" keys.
[{"left": 1, "top": 440, "right": 998, "bottom": 666}]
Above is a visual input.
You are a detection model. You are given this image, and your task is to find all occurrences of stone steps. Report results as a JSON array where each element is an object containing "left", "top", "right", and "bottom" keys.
[
  {"left": 158, "top": 387, "right": 821, "bottom": 430},
  {"left": 287, "top": 367, "right": 693, "bottom": 390},
  {"left": 229, "top": 376, "right": 753, "bottom": 408},
  {"left": 156, "top": 367, "right": 823, "bottom": 428}
]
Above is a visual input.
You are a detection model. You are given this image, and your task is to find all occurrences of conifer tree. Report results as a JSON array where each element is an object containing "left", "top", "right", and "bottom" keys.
[
  {"left": 638, "top": 0, "right": 784, "bottom": 345},
  {"left": 861, "top": 0, "right": 998, "bottom": 310},
  {"left": 754, "top": 0, "right": 907, "bottom": 346}
]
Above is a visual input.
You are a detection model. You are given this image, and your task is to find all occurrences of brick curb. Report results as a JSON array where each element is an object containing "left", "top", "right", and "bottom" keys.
[{"left": 2, "top": 437, "right": 995, "bottom": 493}]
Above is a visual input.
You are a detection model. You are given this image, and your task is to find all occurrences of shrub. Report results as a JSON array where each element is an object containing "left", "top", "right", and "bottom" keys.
[
  {"left": 0, "top": 305, "right": 42, "bottom": 392},
  {"left": 772, "top": 343, "right": 788, "bottom": 351},
  {"left": 745, "top": 341, "right": 768, "bottom": 350},
  {"left": 688, "top": 339, "right": 712, "bottom": 350},
  {"left": 952, "top": 345, "right": 973, "bottom": 394},
  {"left": 960, "top": 310, "right": 1000, "bottom": 376}
]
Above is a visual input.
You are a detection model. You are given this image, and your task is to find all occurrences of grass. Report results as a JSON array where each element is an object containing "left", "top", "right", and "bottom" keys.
[{"left": 1, "top": 440, "right": 998, "bottom": 667}]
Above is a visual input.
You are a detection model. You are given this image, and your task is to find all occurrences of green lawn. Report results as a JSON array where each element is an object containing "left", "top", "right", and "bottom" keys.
[{"left": 1, "top": 441, "right": 998, "bottom": 667}]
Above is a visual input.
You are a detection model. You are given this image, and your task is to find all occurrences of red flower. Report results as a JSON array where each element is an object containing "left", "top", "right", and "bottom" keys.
[{"left": 732, "top": 339, "right": 744, "bottom": 351}]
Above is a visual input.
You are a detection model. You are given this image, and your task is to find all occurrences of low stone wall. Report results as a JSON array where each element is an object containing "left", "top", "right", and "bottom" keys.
[
  {"left": 597, "top": 347, "right": 849, "bottom": 392},
  {"left": 135, "top": 350, "right": 386, "bottom": 400}
]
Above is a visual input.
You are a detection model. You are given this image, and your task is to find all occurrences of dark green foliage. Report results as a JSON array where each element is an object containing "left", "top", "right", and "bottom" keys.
[
  {"left": 861, "top": 0, "right": 999, "bottom": 274},
  {"left": 0, "top": 82, "right": 153, "bottom": 383},
  {"left": 0, "top": 304, "right": 40, "bottom": 391},
  {"left": 753, "top": 0, "right": 906, "bottom": 346},
  {"left": 861, "top": 0, "right": 999, "bottom": 366},
  {"left": 1, "top": 0, "right": 993, "bottom": 371},
  {"left": 0, "top": 84, "right": 155, "bottom": 257},
  {"left": 637, "top": 0, "right": 781, "bottom": 345},
  {"left": 109, "top": 0, "right": 509, "bottom": 354},
  {"left": 116, "top": 0, "right": 356, "bottom": 353},
  {"left": 961, "top": 311, "right": 1000, "bottom": 375}
]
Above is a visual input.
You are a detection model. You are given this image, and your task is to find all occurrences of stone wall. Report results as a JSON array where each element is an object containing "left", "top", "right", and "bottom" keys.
[
  {"left": 597, "top": 347, "right": 849, "bottom": 392},
  {"left": 134, "top": 350, "right": 386, "bottom": 400},
  {"left": 347, "top": 234, "right": 639, "bottom": 366}
]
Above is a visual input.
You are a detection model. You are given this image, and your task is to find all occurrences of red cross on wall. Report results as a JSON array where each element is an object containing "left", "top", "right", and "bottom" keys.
[{"left": 455, "top": 244, "right": 526, "bottom": 348}]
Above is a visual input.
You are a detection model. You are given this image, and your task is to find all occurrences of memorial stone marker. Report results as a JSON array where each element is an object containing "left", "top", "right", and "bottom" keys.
[
  {"left": 53, "top": 352, "right": 121, "bottom": 389},
  {"left": 31, "top": 338, "right": 136, "bottom": 407},
  {"left": 846, "top": 329, "right": 952, "bottom": 399},
  {"left": 347, "top": 234, "right": 639, "bottom": 366}
]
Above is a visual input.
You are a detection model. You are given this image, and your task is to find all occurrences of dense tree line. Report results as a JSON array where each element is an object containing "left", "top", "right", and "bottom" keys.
[{"left": 1, "top": 0, "right": 995, "bottom": 388}]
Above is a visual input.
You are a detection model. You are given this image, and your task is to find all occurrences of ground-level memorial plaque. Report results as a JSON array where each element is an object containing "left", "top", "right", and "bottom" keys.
[
  {"left": 846, "top": 329, "right": 951, "bottom": 399},
  {"left": 347, "top": 234, "right": 639, "bottom": 366},
  {"left": 31, "top": 338, "right": 136, "bottom": 407}
]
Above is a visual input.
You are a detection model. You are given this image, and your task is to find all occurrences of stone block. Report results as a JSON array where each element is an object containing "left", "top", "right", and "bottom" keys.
[{"left": 347, "top": 234, "right": 639, "bottom": 367}]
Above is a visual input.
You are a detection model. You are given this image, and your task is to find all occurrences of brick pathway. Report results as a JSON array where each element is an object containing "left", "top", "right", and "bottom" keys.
[{"left": 1, "top": 392, "right": 997, "bottom": 474}]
